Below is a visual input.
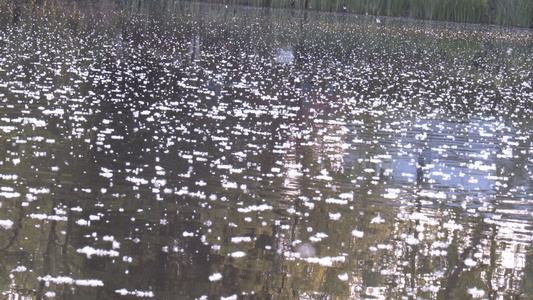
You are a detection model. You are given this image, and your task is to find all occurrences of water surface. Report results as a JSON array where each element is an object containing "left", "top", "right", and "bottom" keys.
[{"left": 0, "top": 1, "right": 532, "bottom": 299}]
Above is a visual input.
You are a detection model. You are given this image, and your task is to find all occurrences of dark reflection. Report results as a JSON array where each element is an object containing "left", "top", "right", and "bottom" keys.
[{"left": 0, "top": 0, "right": 532, "bottom": 299}]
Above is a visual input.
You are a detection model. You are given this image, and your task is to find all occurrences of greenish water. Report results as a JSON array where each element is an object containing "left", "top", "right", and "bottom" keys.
[
  {"left": 192, "top": 0, "right": 533, "bottom": 28},
  {"left": 0, "top": 1, "right": 532, "bottom": 299}
]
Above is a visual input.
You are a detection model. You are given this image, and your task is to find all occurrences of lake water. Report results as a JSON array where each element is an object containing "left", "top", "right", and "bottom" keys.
[{"left": 0, "top": 1, "right": 532, "bottom": 299}]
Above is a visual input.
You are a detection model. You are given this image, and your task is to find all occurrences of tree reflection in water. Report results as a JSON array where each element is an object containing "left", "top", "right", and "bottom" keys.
[{"left": 0, "top": 0, "right": 531, "bottom": 299}]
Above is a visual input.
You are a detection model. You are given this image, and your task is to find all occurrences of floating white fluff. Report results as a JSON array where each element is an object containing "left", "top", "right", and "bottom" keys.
[
  {"left": 338, "top": 273, "right": 349, "bottom": 281},
  {"left": 351, "top": 230, "right": 364, "bottom": 238},
  {"left": 45, "top": 291, "right": 56, "bottom": 298},
  {"left": 467, "top": 287, "right": 485, "bottom": 298},
  {"left": 38, "top": 275, "right": 103, "bottom": 287},
  {"left": 77, "top": 246, "right": 119, "bottom": 259},
  {"left": 29, "top": 214, "right": 67, "bottom": 221},
  {"left": 405, "top": 235, "right": 420, "bottom": 245},
  {"left": 11, "top": 266, "right": 27, "bottom": 272},
  {"left": 209, "top": 273, "right": 223, "bottom": 282},
  {"left": 221, "top": 181, "right": 238, "bottom": 189},
  {"left": 115, "top": 289, "right": 154, "bottom": 297},
  {"left": 371, "top": 214, "right": 385, "bottom": 224},
  {"left": 0, "top": 219, "right": 14, "bottom": 229},
  {"left": 229, "top": 251, "right": 246, "bottom": 258},
  {"left": 338, "top": 193, "right": 353, "bottom": 200},
  {"left": 325, "top": 198, "right": 348, "bottom": 205},
  {"left": 305, "top": 256, "right": 345, "bottom": 267},
  {"left": 231, "top": 236, "right": 252, "bottom": 243},
  {"left": 443, "top": 222, "right": 463, "bottom": 231},
  {"left": 329, "top": 213, "right": 341, "bottom": 220},
  {"left": 237, "top": 204, "right": 273, "bottom": 213},
  {"left": 76, "top": 219, "right": 90, "bottom": 226},
  {"left": 76, "top": 279, "right": 106, "bottom": 286},
  {"left": 464, "top": 258, "right": 477, "bottom": 267}
]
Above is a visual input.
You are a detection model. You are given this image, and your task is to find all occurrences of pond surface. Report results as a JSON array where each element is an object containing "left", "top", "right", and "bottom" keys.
[{"left": 0, "top": 1, "right": 532, "bottom": 299}]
